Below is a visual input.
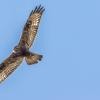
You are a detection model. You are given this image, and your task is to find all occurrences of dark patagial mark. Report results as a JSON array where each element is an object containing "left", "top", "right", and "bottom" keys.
[
  {"left": 24, "top": 20, "right": 32, "bottom": 32},
  {"left": 0, "top": 63, "right": 5, "bottom": 71}
]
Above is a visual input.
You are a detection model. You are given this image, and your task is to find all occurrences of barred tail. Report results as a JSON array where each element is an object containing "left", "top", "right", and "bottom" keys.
[{"left": 25, "top": 52, "right": 43, "bottom": 65}]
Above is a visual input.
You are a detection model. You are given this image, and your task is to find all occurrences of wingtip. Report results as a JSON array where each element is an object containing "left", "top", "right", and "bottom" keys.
[
  {"left": 30, "top": 5, "right": 45, "bottom": 16},
  {"left": 34, "top": 5, "right": 45, "bottom": 14}
]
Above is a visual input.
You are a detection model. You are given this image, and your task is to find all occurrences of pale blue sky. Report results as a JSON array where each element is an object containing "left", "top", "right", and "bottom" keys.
[{"left": 0, "top": 0, "right": 100, "bottom": 100}]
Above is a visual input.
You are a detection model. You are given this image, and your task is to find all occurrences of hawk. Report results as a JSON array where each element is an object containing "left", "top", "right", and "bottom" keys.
[{"left": 0, "top": 5, "right": 45, "bottom": 83}]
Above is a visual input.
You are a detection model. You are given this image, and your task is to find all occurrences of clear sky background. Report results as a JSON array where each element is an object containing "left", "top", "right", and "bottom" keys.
[{"left": 0, "top": 0, "right": 100, "bottom": 100}]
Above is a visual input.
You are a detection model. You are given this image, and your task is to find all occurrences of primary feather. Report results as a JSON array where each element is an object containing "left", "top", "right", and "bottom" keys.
[{"left": 18, "top": 5, "right": 45, "bottom": 49}]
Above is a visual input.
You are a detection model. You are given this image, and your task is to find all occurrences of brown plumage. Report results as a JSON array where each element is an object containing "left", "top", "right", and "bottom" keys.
[{"left": 0, "top": 5, "right": 45, "bottom": 83}]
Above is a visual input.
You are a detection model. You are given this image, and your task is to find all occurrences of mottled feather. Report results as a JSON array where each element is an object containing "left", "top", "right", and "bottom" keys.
[
  {"left": 18, "top": 5, "right": 45, "bottom": 49},
  {"left": 0, "top": 53, "right": 23, "bottom": 83},
  {"left": 0, "top": 5, "right": 44, "bottom": 83}
]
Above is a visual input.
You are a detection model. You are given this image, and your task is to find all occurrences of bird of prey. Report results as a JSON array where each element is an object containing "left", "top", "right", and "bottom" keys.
[{"left": 0, "top": 5, "right": 45, "bottom": 83}]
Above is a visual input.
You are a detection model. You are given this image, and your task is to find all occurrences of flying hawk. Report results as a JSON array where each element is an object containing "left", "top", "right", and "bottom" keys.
[{"left": 0, "top": 5, "right": 45, "bottom": 83}]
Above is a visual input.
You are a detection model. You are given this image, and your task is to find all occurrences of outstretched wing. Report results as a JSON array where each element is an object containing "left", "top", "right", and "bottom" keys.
[
  {"left": 0, "top": 53, "right": 23, "bottom": 83},
  {"left": 18, "top": 5, "right": 45, "bottom": 49}
]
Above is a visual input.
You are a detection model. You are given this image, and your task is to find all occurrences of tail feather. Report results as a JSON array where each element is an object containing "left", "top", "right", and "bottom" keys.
[{"left": 25, "top": 52, "right": 43, "bottom": 65}]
